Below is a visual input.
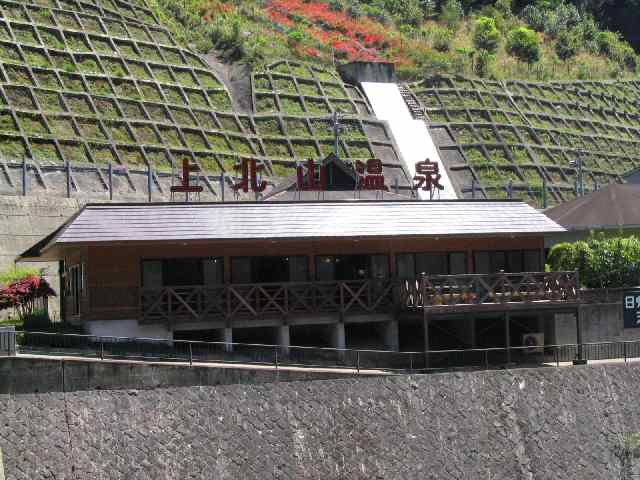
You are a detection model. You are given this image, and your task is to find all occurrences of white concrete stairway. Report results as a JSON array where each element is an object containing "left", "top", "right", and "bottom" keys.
[
  {"left": 361, "top": 82, "right": 457, "bottom": 200},
  {"left": 398, "top": 85, "right": 426, "bottom": 120}
]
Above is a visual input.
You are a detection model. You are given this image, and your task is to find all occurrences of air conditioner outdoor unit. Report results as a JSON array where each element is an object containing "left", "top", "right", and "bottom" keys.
[{"left": 522, "top": 333, "right": 544, "bottom": 354}]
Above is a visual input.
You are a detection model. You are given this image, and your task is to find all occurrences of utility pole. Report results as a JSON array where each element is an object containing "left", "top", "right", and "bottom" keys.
[{"left": 570, "top": 157, "right": 584, "bottom": 196}]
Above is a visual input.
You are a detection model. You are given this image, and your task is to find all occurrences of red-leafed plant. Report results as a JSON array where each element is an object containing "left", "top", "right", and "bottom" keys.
[{"left": 0, "top": 274, "right": 55, "bottom": 320}]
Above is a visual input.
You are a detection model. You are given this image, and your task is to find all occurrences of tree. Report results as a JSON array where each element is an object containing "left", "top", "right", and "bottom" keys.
[
  {"left": 555, "top": 30, "right": 579, "bottom": 71},
  {"left": 473, "top": 16, "right": 500, "bottom": 54},
  {"left": 506, "top": 26, "right": 541, "bottom": 66}
]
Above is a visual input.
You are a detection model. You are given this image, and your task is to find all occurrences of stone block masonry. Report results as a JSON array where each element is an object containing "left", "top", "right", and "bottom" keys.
[{"left": 2, "top": 363, "right": 640, "bottom": 479}]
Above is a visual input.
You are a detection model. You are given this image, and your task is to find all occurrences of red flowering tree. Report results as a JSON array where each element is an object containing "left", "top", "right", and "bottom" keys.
[{"left": 0, "top": 274, "right": 55, "bottom": 320}]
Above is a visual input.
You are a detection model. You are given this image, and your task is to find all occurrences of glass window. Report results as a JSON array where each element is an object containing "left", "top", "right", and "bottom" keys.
[
  {"left": 507, "top": 250, "right": 523, "bottom": 273},
  {"left": 370, "top": 255, "right": 390, "bottom": 279},
  {"left": 450, "top": 252, "right": 468, "bottom": 274},
  {"left": 142, "top": 260, "right": 163, "bottom": 287},
  {"left": 474, "top": 251, "right": 490, "bottom": 274},
  {"left": 316, "top": 256, "right": 335, "bottom": 281},
  {"left": 524, "top": 250, "right": 541, "bottom": 272},
  {"left": 203, "top": 258, "right": 224, "bottom": 285},
  {"left": 396, "top": 254, "right": 415, "bottom": 279},
  {"left": 288, "top": 256, "right": 309, "bottom": 282},
  {"left": 231, "top": 257, "right": 252, "bottom": 283},
  {"left": 163, "top": 258, "right": 203, "bottom": 286},
  {"left": 416, "top": 253, "right": 448, "bottom": 275}
]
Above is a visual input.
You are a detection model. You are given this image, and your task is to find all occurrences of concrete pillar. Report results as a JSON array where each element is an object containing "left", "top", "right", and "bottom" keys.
[
  {"left": 277, "top": 325, "right": 290, "bottom": 349},
  {"left": 223, "top": 327, "right": 233, "bottom": 353},
  {"left": 331, "top": 323, "right": 345, "bottom": 350},
  {"left": 383, "top": 320, "right": 399, "bottom": 351}
]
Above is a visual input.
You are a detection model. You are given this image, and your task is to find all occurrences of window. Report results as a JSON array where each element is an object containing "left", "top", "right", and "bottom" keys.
[
  {"left": 474, "top": 250, "right": 542, "bottom": 273},
  {"left": 231, "top": 256, "right": 308, "bottom": 283},
  {"left": 66, "top": 263, "right": 85, "bottom": 316},
  {"left": 315, "top": 255, "right": 389, "bottom": 281},
  {"left": 396, "top": 252, "right": 468, "bottom": 278},
  {"left": 142, "top": 258, "right": 223, "bottom": 287}
]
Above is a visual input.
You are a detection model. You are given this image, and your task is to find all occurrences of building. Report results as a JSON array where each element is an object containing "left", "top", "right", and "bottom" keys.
[
  {"left": 544, "top": 183, "right": 640, "bottom": 247},
  {"left": 20, "top": 199, "right": 582, "bottom": 360}
]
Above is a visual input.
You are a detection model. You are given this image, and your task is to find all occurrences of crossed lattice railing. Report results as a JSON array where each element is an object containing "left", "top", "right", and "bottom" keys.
[
  {"left": 140, "top": 279, "right": 396, "bottom": 323},
  {"left": 399, "top": 271, "right": 579, "bottom": 309},
  {"left": 139, "top": 272, "right": 579, "bottom": 324}
]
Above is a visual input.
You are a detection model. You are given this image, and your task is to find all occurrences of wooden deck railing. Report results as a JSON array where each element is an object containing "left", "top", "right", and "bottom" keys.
[
  {"left": 139, "top": 271, "right": 579, "bottom": 324},
  {"left": 140, "top": 279, "right": 396, "bottom": 324},
  {"left": 400, "top": 271, "right": 579, "bottom": 309}
]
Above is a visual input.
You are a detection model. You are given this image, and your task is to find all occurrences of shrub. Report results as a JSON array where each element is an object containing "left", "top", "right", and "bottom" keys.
[
  {"left": 473, "top": 16, "right": 500, "bottom": 54},
  {"left": 0, "top": 274, "right": 55, "bottom": 320},
  {"left": 440, "top": 0, "right": 463, "bottom": 29},
  {"left": 431, "top": 25, "right": 454, "bottom": 52},
  {"left": 547, "top": 236, "right": 640, "bottom": 288},
  {"left": 555, "top": 30, "right": 579, "bottom": 64},
  {"left": 475, "top": 49, "right": 495, "bottom": 77},
  {"left": 506, "top": 26, "right": 541, "bottom": 65}
]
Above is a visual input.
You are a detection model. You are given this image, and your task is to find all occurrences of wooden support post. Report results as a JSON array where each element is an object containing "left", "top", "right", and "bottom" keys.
[
  {"left": 0, "top": 446, "right": 4, "bottom": 480},
  {"left": 505, "top": 312, "right": 511, "bottom": 364}
]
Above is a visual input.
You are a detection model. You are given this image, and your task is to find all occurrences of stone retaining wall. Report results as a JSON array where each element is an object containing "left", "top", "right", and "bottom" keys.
[{"left": 2, "top": 363, "right": 640, "bottom": 479}]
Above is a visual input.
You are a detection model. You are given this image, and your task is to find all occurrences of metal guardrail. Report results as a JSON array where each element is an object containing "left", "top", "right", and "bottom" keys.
[{"left": 13, "top": 331, "right": 640, "bottom": 373}]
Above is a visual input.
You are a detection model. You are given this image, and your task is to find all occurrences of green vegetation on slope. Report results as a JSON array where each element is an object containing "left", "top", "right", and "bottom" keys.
[{"left": 149, "top": 0, "right": 640, "bottom": 81}]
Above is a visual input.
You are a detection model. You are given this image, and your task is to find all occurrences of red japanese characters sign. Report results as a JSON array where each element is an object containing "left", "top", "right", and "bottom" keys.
[
  {"left": 296, "top": 159, "right": 326, "bottom": 191},
  {"left": 170, "top": 158, "right": 203, "bottom": 194},
  {"left": 233, "top": 158, "right": 266, "bottom": 193},
  {"left": 356, "top": 158, "right": 386, "bottom": 190},
  {"left": 413, "top": 159, "right": 444, "bottom": 193}
]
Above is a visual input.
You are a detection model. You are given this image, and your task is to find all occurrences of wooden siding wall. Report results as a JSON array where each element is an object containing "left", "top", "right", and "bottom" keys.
[{"left": 72, "top": 235, "right": 543, "bottom": 323}]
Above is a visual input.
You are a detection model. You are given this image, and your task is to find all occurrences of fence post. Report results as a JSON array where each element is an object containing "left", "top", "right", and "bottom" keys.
[
  {"left": 188, "top": 343, "right": 193, "bottom": 366},
  {"left": 624, "top": 342, "right": 627, "bottom": 363},
  {"left": 484, "top": 349, "right": 489, "bottom": 370},
  {"left": 100, "top": 341, "right": 104, "bottom": 360},
  {"left": 409, "top": 352, "right": 413, "bottom": 373},
  {"left": 555, "top": 345, "right": 559, "bottom": 367},
  {"left": 356, "top": 350, "right": 360, "bottom": 374},
  {"left": 274, "top": 347, "right": 279, "bottom": 371}
]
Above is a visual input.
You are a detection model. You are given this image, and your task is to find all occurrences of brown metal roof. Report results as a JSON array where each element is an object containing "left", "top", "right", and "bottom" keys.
[
  {"left": 544, "top": 184, "right": 640, "bottom": 230},
  {"left": 31, "top": 200, "right": 563, "bottom": 253}
]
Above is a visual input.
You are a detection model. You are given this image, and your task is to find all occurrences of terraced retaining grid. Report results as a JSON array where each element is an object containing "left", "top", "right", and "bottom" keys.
[
  {"left": 2, "top": 362, "right": 640, "bottom": 478},
  {"left": 0, "top": 0, "right": 409, "bottom": 199},
  {"left": 410, "top": 75, "right": 640, "bottom": 205}
]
